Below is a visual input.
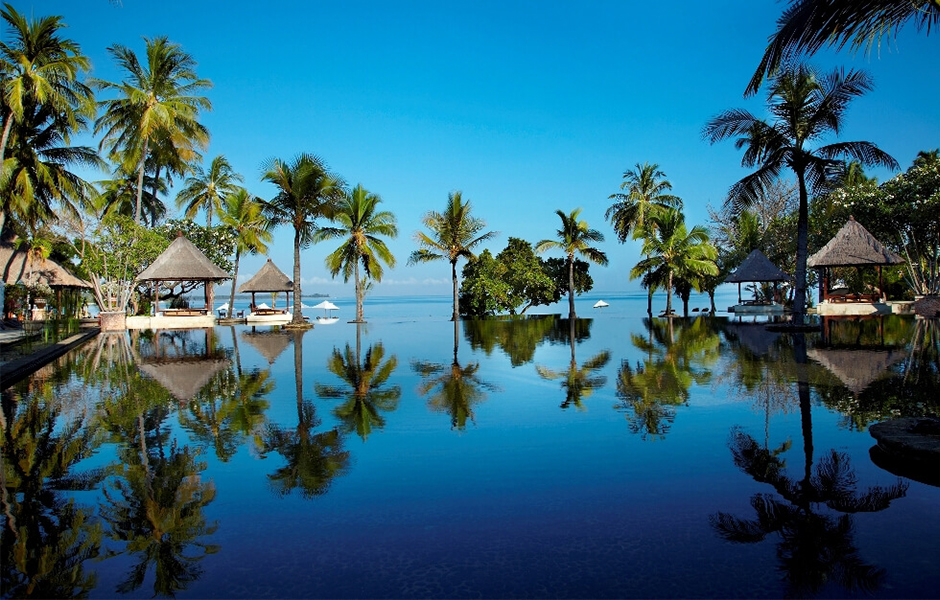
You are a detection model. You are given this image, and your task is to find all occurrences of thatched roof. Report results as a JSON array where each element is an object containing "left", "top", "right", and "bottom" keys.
[
  {"left": 238, "top": 259, "right": 292, "bottom": 293},
  {"left": 138, "top": 358, "right": 230, "bottom": 401},
  {"left": 0, "top": 243, "right": 90, "bottom": 288},
  {"left": 136, "top": 234, "right": 230, "bottom": 282},
  {"left": 808, "top": 217, "right": 905, "bottom": 268},
  {"left": 241, "top": 329, "right": 292, "bottom": 364},
  {"left": 724, "top": 249, "right": 790, "bottom": 283},
  {"left": 807, "top": 348, "right": 906, "bottom": 394}
]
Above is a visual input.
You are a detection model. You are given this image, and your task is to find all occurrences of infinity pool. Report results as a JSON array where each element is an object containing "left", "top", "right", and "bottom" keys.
[{"left": 2, "top": 304, "right": 939, "bottom": 598}]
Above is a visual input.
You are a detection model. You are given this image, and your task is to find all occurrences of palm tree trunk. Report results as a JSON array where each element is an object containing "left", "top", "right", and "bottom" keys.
[
  {"left": 451, "top": 260, "right": 459, "bottom": 322},
  {"left": 567, "top": 254, "right": 576, "bottom": 320},
  {"left": 134, "top": 137, "right": 150, "bottom": 225},
  {"left": 794, "top": 170, "right": 810, "bottom": 327},
  {"left": 0, "top": 113, "right": 14, "bottom": 188},
  {"left": 354, "top": 259, "right": 364, "bottom": 322},
  {"left": 229, "top": 249, "right": 240, "bottom": 318},
  {"left": 152, "top": 165, "right": 162, "bottom": 227},
  {"left": 292, "top": 227, "right": 303, "bottom": 325},
  {"left": 665, "top": 271, "right": 673, "bottom": 315}
]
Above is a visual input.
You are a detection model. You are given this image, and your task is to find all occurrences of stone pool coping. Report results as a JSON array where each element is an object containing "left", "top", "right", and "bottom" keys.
[{"left": 0, "top": 327, "right": 100, "bottom": 389}]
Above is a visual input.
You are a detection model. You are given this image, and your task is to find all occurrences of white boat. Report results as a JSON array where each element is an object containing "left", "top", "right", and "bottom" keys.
[{"left": 593, "top": 300, "right": 609, "bottom": 308}]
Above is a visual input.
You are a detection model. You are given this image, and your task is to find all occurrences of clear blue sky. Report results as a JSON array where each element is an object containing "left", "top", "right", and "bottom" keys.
[{"left": 21, "top": 0, "right": 940, "bottom": 297}]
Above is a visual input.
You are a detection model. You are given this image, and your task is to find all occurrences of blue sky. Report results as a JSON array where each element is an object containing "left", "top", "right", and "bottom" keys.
[{"left": 22, "top": 0, "right": 940, "bottom": 297}]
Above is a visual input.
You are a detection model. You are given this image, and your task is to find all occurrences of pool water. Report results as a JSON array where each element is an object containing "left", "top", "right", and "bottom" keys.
[{"left": 2, "top": 299, "right": 939, "bottom": 598}]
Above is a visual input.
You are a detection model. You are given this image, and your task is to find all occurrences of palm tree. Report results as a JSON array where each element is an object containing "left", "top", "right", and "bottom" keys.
[
  {"left": 535, "top": 208, "right": 608, "bottom": 319},
  {"left": 606, "top": 162, "right": 682, "bottom": 242},
  {"left": 260, "top": 153, "right": 345, "bottom": 327},
  {"left": 314, "top": 184, "right": 397, "bottom": 322},
  {"left": 93, "top": 36, "right": 211, "bottom": 224},
  {"left": 606, "top": 163, "right": 683, "bottom": 314},
  {"left": 705, "top": 65, "right": 897, "bottom": 325},
  {"left": 747, "top": 0, "right": 940, "bottom": 96},
  {"left": 630, "top": 208, "right": 718, "bottom": 317},
  {"left": 175, "top": 155, "right": 242, "bottom": 229},
  {"left": 0, "top": 4, "right": 93, "bottom": 235},
  {"left": 536, "top": 318, "right": 611, "bottom": 410},
  {"left": 409, "top": 191, "right": 496, "bottom": 322},
  {"left": 218, "top": 187, "right": 272, "bottom": 315},
  {"left": 96, "top": 162, "right": 168, "bottom": 226}
]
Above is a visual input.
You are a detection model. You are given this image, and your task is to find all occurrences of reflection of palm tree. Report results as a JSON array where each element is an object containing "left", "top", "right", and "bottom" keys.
[
  {"left": 316, "top": 327, "right": 401, "bottom": 440},
  {"left": 100, "top": 444, "right": 219, "bottom": 596},
  {"left": 615, "top": 318, "right": 719, "bottom": 436},
  {"left": 711, "top": 333, "right": 908, "bottom": 597},
  {"left": 262, "top": 329, "right": 349, "bottom": 498},
  {"left": 413, "top": 320, "right": 498, "bottom": 430},
  {"left": 1, "top": 393, "right": 103, "bottom": 598},
  {"left": 536, "top": 318, "right": 610, "bottom": 410}
]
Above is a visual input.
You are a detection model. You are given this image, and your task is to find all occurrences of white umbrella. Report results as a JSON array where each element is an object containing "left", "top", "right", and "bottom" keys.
[
  {"left": 593, "top": 300, "right": 609, "bottom": 308},
  {"left": 256, "top": 302, "right": 270, "bottom": 309},
  {"left": 312, "top": 300, "right": 339, "bottom": 317},
  {"left": 217, "top": 302, "right": 229, "bottom": 311}
]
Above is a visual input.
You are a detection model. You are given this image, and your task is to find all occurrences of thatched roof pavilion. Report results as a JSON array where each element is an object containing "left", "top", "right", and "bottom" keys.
[
  {"left": 237, "top": 258, "right": 293, "bottom": 309},
  {"left": 808, "top": 217, "right": 904, "bottom": 303},
  {"left": 1, "top": 243, "right": 90, "bottom": 288},
  {"left": 724, "top": 249, "right": 790, "bottom": 304},
  {"left": 136, "top": 234, "right": 230, "bottom": 313}
]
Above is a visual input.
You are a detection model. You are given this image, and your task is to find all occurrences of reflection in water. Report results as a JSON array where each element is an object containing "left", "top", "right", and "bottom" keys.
[
  {"left": 1, "top": 384, "right": 104, "bottom": 598},
  {"left": 315, "top": 325, "right": 401, "bottom": 440},
  {"left": 713, "top": 333, "right": 909, "bottom": 597},
  {"left": 93, "top": 332, "right": 219, "bottom": 597},
  {"left": 413, "top": 320, "right": 499, "bottom": 429},
  {"left": 615, "top": 317, "right": 719, "bottom": 435},
  {"left": 536, "top": 318, "right": 610, "bottom": 410},
  {"left": 262, "top": 329, "right": 350, "bottom": 498},
  {"left": 463, "top": 315, "right": 556, "bottom": 366}
]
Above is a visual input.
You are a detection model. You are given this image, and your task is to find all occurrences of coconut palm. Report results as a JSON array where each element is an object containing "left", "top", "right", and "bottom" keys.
[
  {"left": 0, "top": 4, "right": 93, "bottom": 235},
  {"left": 630, "top": 208, "right": 718, "bottom": 317},
  {"left": 606, "top": 162, "right": 682, "bottom": 242},
  {"left": 748, "top": 0, "right": 940, "bottom": 95},
  {"left": 535, "top": 208, "right": 608, "bottom": 320},
  {"left": 314, "top": 184, "right": 397, "bottom": 323},
  {"left": 175, "top": 155, "right": 242, "bottom": 229},
  {"left": 218, "top": 187, "right": 272, "bottom": 315},
  {"left": 96, "top": 162, "right": 168, "bottom": 225},
  {"left": 260, "top": 153, "right": 345, "bottom": 327},
  {"left": 93, "top": 36, "right": 211, "bottom": 224},
  {"left": 409, "top": 191, "right": 496, "bottom": 322},
  {"left": 705, "top": 65, "right": 897, "bottom": 325}
]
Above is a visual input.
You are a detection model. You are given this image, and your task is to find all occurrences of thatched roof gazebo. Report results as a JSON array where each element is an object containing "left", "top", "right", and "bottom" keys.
[
  {"left": 808, "top": 217, "right": 904, "bottom": 303},
  {"left": 241, "top": 329, "right": 292, "bottom": 365},
  {"left": 136, "top": 234, "right": 231, "bottom": 315},
  {"left": 724, "top": 249, "right": 790, "bottom": 304},
  {"left": 2, "top": 242, "right": 91, "bottom": 319},
  {"left": 237, "top": 258, "right": 293, "bottom": 310}
]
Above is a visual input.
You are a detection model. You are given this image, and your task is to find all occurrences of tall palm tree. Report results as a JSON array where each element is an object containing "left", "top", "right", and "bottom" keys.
[
  {"left": 704, "top": 64, "right": 897, "bottom": 325},
  {"left": 96, "top": 162, "right": 168, "bottom": 226},
  {"left": 0, "top": 4, "right": 93, "bottom": 235},
  {"left": 218, "top": 187, "right": 272, "bottom": 317},
  {"left": 409, "top": 191, "right": 496, "bottom": 322},
  {"left": 606, "top": 162, "right": 682, "bottom": 242},
  {"left": 175, "top": 155, "right": 242, "bottom": 229},
  {"left": 535, "top": 208, "right": 608, "bottom": 320},
  {"left": 314, "top": 184, "right": 397, "bottom": 323},
  {"left": 748, "top": 0, "right": 940, "bottom": 96},
  {"left": 630, "top": 208, "right": 718, "bottom": 317},
  {"left": 261, "top": 153, "right": 344, "bottom": 327},
  {"left": 606, "top": 163, "right": 683, "bottom": 316},
  {"left": 93, "top": 36, "right": 211, "bottom": 224}
]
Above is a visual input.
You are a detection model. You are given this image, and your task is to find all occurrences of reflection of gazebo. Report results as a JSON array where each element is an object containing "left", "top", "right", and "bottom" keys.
[
  {"left": 807, "top": 347, "right": 906, "bottom": 395},
  {"left": 238, "top": 259, "right": 292, "bottom": 310},
  {"left": 134, "top": 328, "right": 230, "bottom": 401},
  {"left": 240, "top": 329, "right": 292, "bottom": 365},
  {"left": 724, "top": 249, "right": 790, "bottom": 313},
  {"left": 2, "top": 242, "right": 91, "bottom": 318},
  {"left": 808, "top": 217, "right": 904, "bottom": 309},
  {"left": 136, "top": 234, "right": 231, "bottom": 316}
]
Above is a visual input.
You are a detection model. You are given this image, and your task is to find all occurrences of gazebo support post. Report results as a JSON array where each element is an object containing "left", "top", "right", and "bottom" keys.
[
  {"left": 879, "top": 266, "right": 884, "bottom": 301},
  {"left": 737, "top": 283, "right": 742, "bottom": 304}
]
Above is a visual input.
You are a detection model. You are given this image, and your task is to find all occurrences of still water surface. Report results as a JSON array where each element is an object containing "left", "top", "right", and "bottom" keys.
[{"left": 3, "top": 295, "right": 939, "bottom": 598}]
